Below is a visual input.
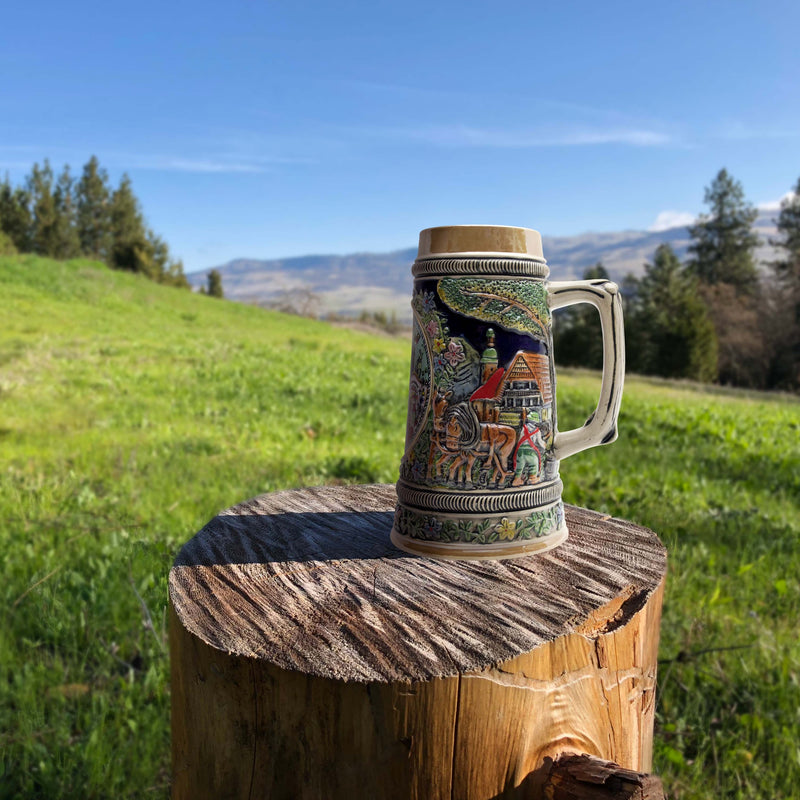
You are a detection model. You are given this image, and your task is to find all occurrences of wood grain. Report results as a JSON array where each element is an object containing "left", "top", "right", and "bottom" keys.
[
  {"left": 542, "top": 753, "right": 665, "bottom": 799},
  {"left": 170, "top": 484, "right": 666, "bottom": 683},
  {"left": 170, "top": 484, "right": 667, "bottom": 799},
  {"left": 171, "top": 604, "right": 460, "bottom": 800}
]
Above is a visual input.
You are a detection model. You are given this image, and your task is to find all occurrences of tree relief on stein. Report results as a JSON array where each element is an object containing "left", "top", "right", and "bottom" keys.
[{"left": 400, "top": 277, "right": 560, "bottom": 518}]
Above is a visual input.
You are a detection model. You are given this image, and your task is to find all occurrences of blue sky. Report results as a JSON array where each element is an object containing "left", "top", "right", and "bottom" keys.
[{"left": 1, "top": 0, "right": 798, "bottom": 271}]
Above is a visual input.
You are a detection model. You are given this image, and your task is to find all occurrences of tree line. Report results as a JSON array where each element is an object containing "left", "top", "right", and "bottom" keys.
[
  {"left": 0, "top": 156, "right": 190, "bottom": 288},
  {"left": 555, "top": 169, "right": 800, "bottom": 391}
]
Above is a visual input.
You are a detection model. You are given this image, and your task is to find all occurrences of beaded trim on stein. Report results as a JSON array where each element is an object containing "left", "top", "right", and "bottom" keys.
[
  {"left": 412, "top": 256, "right": 549, "bottom": 280},
  {"left": 396, "top": 479, "right": 563, "bottom": 515}
]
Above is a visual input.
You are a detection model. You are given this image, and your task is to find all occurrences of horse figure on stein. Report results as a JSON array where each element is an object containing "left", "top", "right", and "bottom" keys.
[
  {"left": 427, "top": 390, "right": 453, "bottom": 481},
  {"left": 442, "top": 401, "right": 516, "bottom": 487}
]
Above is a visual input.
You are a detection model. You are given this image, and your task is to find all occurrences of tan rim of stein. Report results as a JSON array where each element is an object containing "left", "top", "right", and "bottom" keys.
[{"left": 391, "top": 225, "right": 625, "bottom": 559}]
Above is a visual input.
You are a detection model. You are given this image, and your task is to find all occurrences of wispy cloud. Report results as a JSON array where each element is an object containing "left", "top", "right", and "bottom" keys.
[
  {"left": 335, "top": 79, "right": 636, "bottom": 120},
  {"left": 102, "top": 149, "right": 315, "bottom": 174},
  {"left": 122, "top": 156, "right": 271, "bottom": 174},
  {"left": 721, "top": 124, "right": 799, "bottom": 141},
  {"left": 0, "top": 146, "right": 312, "bottom": 175},
  {"left": 353, "top": 124, "right": 673, "bottom": 148},
  {"left": 649, "top": 210, "right": 696, "bottom": 232}
]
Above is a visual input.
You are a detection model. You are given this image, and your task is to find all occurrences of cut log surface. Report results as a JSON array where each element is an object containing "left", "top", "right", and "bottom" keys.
[
  {"left": 170, "top": 484, "right": 667, "bottom": 800},
  {"left": 171, "top": 484, "right": 665, "bottom": 683}
]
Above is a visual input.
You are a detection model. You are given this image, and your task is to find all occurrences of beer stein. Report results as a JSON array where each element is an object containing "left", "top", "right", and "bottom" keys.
[{"left": 391, "top": 225, "right": 624, "bottom": 559}]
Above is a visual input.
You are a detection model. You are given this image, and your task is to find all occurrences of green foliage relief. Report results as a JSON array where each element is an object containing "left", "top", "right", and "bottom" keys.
[{"left": 437, "top": 277, "right": 550, "bottom": 339}]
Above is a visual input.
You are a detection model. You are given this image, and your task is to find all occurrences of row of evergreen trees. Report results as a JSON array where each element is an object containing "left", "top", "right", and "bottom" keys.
[
  {"left": 0, "top": 157, "right": 189, "bottom": 287},
  {"left": 555, "top": 169, "right": 800, "bottom": 391},
  {"left": 3, "top": 157, "right": 796, "bottom": 389}
]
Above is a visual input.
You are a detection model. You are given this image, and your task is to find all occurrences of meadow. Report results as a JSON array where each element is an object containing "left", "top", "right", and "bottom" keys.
[{"left": 1, "top": 255, "right": 798, "bottom": 799}]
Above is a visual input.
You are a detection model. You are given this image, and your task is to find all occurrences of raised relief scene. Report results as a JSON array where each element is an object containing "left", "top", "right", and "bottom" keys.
[{"left": 401, "top": 276, "right": 558, "bottom": 492}]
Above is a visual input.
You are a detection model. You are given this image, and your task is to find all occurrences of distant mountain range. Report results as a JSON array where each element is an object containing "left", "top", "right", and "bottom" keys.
[{"left": 188, "top": 211, "right": 780, "bottom": 321}]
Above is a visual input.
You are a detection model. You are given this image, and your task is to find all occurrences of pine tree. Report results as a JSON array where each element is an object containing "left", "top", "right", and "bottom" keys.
[
  {"left": 628, "top": 244, "right": 717, "bottom": 382},
  {"left": 109, "top": 174, "right": 153, "bottom": 276},
  {"left": 148, "top": 229, "right": 170, "bottom": 279},
  {"left": 767, "top": 178, "right": 800, "bottom": 388},
  {"left": 52, "top": 165, "right": 81, "bottom": 259},
  {"left": 163, "top": 258, "right": 192, "bottom": 289},
  {"left": 28, "top": 161, "right": 62, "bottom": 257},
  {"left": 147, "top": 229, "right": 189, "bottom": 287},
  {"left": 206, "top": 269, "right": 224, "bottom": 298},
  {"left": 164, "top": 258, "right": 190, "bottom": 289},
  {"left": 771, "top": 178, "right": 800, "bottom": 290},
  {"left": 76, "top": 156, "right": 112, "bottom": 260},
  {"left": 1, "top": 156, "right": 188, "bottom": 291},
  {"left": 687, "top": 168, "right": 760, "bottom": 294},
  {"left": 0, "top": 175, "right": 32, "bottom": 252}
]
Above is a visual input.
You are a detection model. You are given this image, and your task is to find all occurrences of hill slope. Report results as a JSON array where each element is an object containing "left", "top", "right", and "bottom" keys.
[
  {"left": 1, "top": 254, "right": 799, "bottom": 799},
  {"left": 188, "top": 211, "right": 780, "bottom": 318}
]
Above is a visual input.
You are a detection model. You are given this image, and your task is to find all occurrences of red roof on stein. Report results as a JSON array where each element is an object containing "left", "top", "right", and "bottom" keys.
[{"left": 470, "top": 367, "right": 506, "bottom": 401}]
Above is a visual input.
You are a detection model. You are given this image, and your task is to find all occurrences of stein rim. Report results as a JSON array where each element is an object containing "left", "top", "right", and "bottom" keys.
[{"left": 418, "top": 224, "right": 544, "bottom": 260}]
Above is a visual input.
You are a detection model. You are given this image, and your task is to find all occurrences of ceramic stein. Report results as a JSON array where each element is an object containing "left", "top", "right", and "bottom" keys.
[{"left": 391, "top": 225, "right": 625, "bottom": 559}]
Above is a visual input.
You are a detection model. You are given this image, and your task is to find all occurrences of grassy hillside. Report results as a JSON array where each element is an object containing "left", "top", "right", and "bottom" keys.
[{"left": 1, "top": 255, "right": 798, "bottom": 798}]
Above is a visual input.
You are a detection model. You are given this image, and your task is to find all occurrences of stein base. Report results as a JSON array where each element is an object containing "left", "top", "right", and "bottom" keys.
[{"left": 389, "top": 524, "right": 568, "bottom": 561}]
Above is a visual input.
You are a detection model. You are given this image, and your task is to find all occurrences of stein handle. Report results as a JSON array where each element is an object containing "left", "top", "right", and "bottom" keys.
[{"left": 547, "top": 279, "right": 625, "bottom": 461}]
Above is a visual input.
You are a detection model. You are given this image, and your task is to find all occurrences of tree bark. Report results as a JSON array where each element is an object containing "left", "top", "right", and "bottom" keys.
[{"left": 170, "top": 484, "right": 666, "bottom": 800}]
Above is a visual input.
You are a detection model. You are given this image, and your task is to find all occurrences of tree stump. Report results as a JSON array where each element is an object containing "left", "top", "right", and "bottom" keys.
[{"left": 169, "top": 484, "right": 666, "bottom": 800}]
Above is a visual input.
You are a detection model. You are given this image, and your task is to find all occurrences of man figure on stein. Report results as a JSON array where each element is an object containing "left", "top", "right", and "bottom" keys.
[{"left": 511, "top": 409, "right": 549, "bottom": 487}]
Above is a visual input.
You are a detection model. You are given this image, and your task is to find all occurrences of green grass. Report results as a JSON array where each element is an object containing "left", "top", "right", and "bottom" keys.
[{"left": 1, "top": 254, "right": 798, "bottom": 799}]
